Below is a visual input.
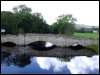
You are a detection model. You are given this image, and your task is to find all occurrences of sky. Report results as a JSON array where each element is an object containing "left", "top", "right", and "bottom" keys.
[{"left": 1, "top": 1, "right": 99, "bottom": 26}]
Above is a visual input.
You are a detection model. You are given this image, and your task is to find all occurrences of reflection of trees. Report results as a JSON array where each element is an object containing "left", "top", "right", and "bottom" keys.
[
  {"left": 1, "top": 53, "right": 31, "bottom": 68},
  {"left": 1, "top": 51, "right": 11, "bottom": 63},
  {"left": 57, "top": 56, "right": 74, "bottom": 62}
]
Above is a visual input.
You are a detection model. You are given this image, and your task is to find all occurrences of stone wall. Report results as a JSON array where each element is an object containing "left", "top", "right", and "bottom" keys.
[{"left": 1, "top": 34, "right": 99, "bottom": 47}]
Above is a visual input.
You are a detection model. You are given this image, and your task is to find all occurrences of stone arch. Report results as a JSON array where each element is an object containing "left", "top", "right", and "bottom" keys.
[
  {"left": 27, "top": 41, "right": 56, "bottom": 51},
  {"left": 28, "top": 41, "right": 56, "bottom": 46},
  {"left": 1, "top": 42, "right": 16, "bottom": 47}
]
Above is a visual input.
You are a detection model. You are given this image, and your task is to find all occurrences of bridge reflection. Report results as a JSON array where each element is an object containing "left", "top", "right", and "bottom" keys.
[
  {"left": 1, "top": 51, "right": 73, "bottom": 68},
  {"left": 1, "top": 46, "right": 97, "bottom": 58}
]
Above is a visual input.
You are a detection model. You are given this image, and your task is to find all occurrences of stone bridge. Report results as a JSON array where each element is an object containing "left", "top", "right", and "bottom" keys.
[{"left": 1, "top": 33, "right": 99, "bottom": 47}]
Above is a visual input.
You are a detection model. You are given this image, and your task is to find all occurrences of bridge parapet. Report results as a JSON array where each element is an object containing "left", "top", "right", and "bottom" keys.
[{"left": 1, "top": 34, "right": 99, "bottom": 47}]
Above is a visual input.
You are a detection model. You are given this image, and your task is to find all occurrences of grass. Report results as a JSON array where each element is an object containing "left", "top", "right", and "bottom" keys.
[
  {"left": 86, "top": 44, "right": 99, "bottom": 54},
  {"left": 74, "top": 32, "right": 99, "bottom": 39}
]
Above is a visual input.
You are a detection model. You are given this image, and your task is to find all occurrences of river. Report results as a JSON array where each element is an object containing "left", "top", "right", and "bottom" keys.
[{"left": 1, "top": 42, "right": 99, "bottom": 74}]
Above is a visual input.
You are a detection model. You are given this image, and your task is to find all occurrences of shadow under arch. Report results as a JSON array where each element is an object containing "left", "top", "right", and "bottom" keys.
[
  {"left": 27, "top": 41, "right": 56, "bottom": 51},
  {"left": 1, "top": 42, "right": 16, "bottom": 47}
]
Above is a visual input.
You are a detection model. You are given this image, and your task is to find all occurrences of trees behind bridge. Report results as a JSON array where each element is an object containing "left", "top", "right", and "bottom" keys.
[
  {"left": 1, "top": 4, "right": 76, "bottom": 35},
  {"left": 1, "top": 5, "right": 50, "bottom": 34},
  {"left": 50, "top": 14, "right": 77, "bottom": 35}
]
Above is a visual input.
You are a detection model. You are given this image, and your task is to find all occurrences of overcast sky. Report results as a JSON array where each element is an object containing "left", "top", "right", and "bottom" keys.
[{"left": 1, "top": 1, "right": 99, "bottom": 26}]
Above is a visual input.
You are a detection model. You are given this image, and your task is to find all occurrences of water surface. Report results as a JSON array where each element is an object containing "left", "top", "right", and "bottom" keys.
[{"left": 1, "top": 46, "right": 99, "bottom": 74}]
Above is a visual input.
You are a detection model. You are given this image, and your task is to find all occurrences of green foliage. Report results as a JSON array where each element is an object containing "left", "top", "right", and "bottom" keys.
[
  {"left": 1, "top": 11, "right": 15, "bottom": 34},
  {"left": 18, "top": 28, "right": 24, "bottom": 34},
  {"left": 86, "top": 44, "right": 99, "bottom": 54},
  {"left": 13, "top": 4, "right": 32, "bottom": 13},
  {"left": 1, "top": 5, "right": 50, "bottom": 34},
  {"left": 1, "top": 4, "right": 77, "bottom": 35},
  {"left": 75, "top": 27, "right": 94, "bottom": 33},
  {"left": 51, "top": 14, "right": 77, "bottom": 35},
  {"left": 74, "top": 32, "right": 99, "bottom": 39}
]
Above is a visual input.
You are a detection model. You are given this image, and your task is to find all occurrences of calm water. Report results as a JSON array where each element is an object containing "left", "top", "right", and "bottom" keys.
[{"left": 1, "top": 42, "right": 99, "bottom": 74}]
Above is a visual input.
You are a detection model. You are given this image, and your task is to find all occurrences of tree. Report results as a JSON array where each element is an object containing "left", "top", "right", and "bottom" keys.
[
  {"left": 79, "top": 28, "right": 85, "bottom": 33},
  {"left": 13, "top": 4, "right": 32, "bottom": 13},
  {"left": 12, "top": 5, "right": 49, "bottom": 34},
  {"left": 31, "top": 12, "right": 50, "bottom": 33},
  {"left": 51, "top": 22, "right": 59, "bottom": 34},
  {"left": 51, "top": 14, "right": 77, "bottom": 35},
  {"left": 1, "top": 11, "right": 15, "bottom": 34},
  {"left": 17, "top": 13, "right": 33, "bottom": 33},
  {"left": 12, "top": 5, "right": 33, "bottom": 34}
]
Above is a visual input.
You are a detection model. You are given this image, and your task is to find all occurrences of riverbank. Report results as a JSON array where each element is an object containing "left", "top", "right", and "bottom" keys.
[
  {"left": 74, "top": 32, "right": 99, "bottom": 39},
  {"left": 86, "top": 44, "right": 99, "bottom": 54}
]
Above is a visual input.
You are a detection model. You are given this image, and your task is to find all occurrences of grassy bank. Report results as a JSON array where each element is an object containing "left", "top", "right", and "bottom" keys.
[
  {"left": 86, "top": 44, "right": 99, "bottom": 54},
  {"left": 74, "top": 33, "right": 99, "bottom": 54},
  {"left": 74, "top": 32, "right": 99, "bottom": 39}
]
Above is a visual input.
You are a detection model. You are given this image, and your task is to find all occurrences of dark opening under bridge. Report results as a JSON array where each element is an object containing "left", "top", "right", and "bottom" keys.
[{"left": 1, "top": 33, "right": 98, "bottom": 47}]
